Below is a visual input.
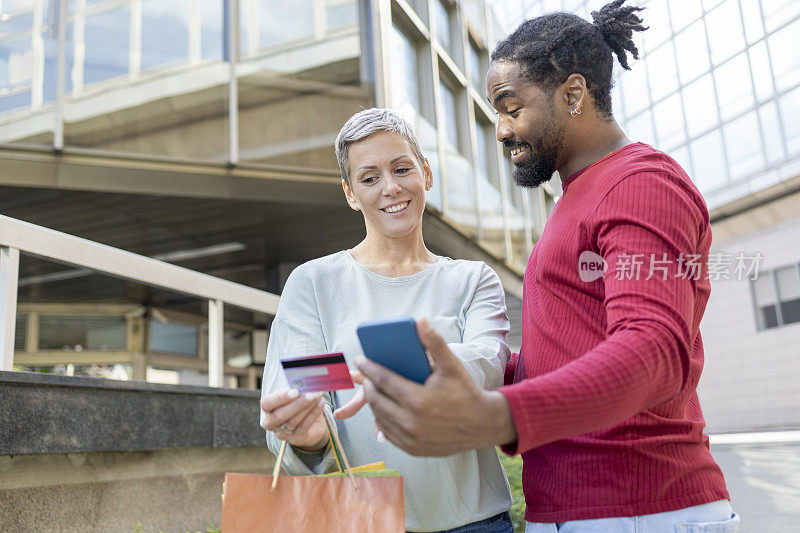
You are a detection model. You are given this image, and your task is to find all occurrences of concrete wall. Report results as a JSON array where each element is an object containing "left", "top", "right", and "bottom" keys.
[
  {"left": 699, "top": 191, "right": 800, "bottom": 432},
  {"left": 0, "top": 447, "right": 273, "bottom": 533},
  {"left": 0, "top": 371, "right": 274, "bottom": 532}
]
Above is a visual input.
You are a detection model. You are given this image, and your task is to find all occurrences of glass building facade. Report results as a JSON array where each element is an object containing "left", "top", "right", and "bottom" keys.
[
  {"left": 491, "top": 0, "right": 800, "bottom": 210},
  {"left": 1, "top": 0, "right": 543, "bottom": 385},
  {"left": 384, "top": 0, "right": 560, "bottom": 270},
  {"left": 0, "top": 0, "right": 553, "bottom": 274}
]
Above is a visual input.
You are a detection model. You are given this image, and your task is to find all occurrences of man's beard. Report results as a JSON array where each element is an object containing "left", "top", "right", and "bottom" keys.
[{"left": 508, "top": 118, "right": 564, "bottom": 189}]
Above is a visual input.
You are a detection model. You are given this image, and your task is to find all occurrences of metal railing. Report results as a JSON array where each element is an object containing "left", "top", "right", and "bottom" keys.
[{"left": 0, "top": 213, "right": 279, "bottom": 387}]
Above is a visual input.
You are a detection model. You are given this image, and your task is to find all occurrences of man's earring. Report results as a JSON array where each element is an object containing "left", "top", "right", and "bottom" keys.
[
  {"left": 425, "top": 184, "right": 432, "bottom": 191},
  {"left": 570, "top": 106, "right": 582, "bottom": 117}
]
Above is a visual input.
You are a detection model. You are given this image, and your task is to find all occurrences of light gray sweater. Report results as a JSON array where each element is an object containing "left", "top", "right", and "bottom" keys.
[{"left": 260, "top": 250, "right": 512, "bottom": 532}]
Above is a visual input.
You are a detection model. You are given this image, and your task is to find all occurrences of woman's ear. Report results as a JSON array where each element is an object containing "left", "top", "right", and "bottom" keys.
[
  {"left": 342, "top": 179, "right": 360, "bottom": 211},
  {"left": 423, "top": 158, "right": 433, "bottom": 190}
]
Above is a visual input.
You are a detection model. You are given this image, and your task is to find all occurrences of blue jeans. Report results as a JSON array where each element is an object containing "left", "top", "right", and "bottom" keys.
[
  {"left": 525, "top": 500, "right": 739, "bottom": 532},
  {"left": 431, "top": 511, "right": 514, "bottom": 533}
]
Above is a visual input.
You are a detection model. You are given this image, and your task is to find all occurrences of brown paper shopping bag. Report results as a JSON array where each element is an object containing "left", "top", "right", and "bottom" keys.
[
  {"left": 220, "top": 471, "right": 404, "bottom": 532},
  {"left": 221, "top": 414, "right": 404, "bottom": 532}
]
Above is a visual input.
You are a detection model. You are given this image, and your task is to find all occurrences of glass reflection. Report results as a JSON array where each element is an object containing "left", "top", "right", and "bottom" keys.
[
  {"left": 723, "top": 111, "right": 762, "bottom": 179},
  {"left": 691, "top": 129, "right": 728, "bottom": 190},
  {"left": 705, "top": 0, "right": 745, "bottom": 66}
]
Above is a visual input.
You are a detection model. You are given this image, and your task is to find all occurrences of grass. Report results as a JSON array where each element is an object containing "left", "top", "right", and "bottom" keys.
[{"left": 498, "top": 449, "right": 526, "bottom": 533}]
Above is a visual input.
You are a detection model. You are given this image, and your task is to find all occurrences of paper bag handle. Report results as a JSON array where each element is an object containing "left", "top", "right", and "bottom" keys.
[{"left": 271, "top": 410, "right": 359, "bottom": 491}]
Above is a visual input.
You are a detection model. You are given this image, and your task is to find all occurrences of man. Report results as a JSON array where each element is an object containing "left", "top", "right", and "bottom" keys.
[{"left": 337, "top": 1, "right": 739, "bottom": 531}]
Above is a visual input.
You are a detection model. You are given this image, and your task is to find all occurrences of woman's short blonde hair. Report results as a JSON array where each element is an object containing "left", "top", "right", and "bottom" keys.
[{"left": 335, "top": 108, "right": 426, "bottom": 185}]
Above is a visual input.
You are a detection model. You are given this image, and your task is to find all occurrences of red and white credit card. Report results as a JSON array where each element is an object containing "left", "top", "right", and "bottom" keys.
[{"left": 279, "top": 352, "right": 354, "bottom": 394}]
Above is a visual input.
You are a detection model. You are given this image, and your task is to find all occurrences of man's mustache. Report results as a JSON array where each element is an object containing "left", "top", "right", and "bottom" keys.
[{"left": 504, "top": 140, "right": 530, "bottom": 150}]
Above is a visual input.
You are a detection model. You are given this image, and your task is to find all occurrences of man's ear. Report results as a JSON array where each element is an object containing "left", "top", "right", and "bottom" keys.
[
  {"left": 562, "top": 73, "right": 588, "bottom": 116},
  {"left": 342, "top": 179, "right": 360, "bottom": 211}
]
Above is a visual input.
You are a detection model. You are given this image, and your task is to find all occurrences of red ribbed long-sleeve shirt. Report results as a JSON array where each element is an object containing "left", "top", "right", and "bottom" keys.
[{"left": 500, "top": 143, "right": 729, "bottom": 522}]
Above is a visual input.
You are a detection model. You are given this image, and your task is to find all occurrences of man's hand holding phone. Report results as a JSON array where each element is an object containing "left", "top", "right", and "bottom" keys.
[{"left": 347, "top": 318, "right": 518, "bottom": 456}]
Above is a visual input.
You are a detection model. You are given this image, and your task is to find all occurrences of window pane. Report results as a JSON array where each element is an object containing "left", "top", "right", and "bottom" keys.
[
  {"left": 670, "top": 0, "right": 703, "bottom": 32},
  {"left": 642, "top": 0, "right": 670, "bottom": 52},
  {"left": 390, "top": 24, "right": 420, "bottom": 110},
  {"left": 438, "top": 80, "right": 458, "bottom": 149},
  {"left": 683, "top": 74, "right": 718, "bottom": 137},
  {"left": 445, "top": 152, "right": 477, "bottom": 235},
  {"left": 779, "top": 85, "right": 800, "bottom": 155},
  {"left": 646, "top": 43, "right": 678, "bottom": 100},
  {"left": 611, "top": 76, "right": 624, "bottom": 120},
  {"left": 258, "top": 0, "right": 314, "bottom": 48},
  {"left": 691, "top": 129, "right": 727, "bottom": 191},
  {"left": 141, "top": 0, "right": 189, "bottom": 70},
  {"left": 0, "top": 37, "right": 32, "bottom": 113},
  {"left": 618, "top": 60, "right": 650, "bottom": 115},
  {"left": 0, "top": 12, "right": 33, "bottom": 36},
  {"left": 705, "top": 0, "right": 745, "bottom": 66},
  {"left": 674, "top": 20, "right": 710, "bottom": 84},
  {"left": 750, "top": 41, "right": 774, "bottom": 103},
  {"left": 327, "top": 1, "right": 358, "bottom": 30},
  {"left": 475, "top": 118, "right": 505, "bottom": 258},
  {"left": 625, "top": 109, "right": 656, "bottom": 146},
  {"left": 417, "top": 116, "right": 442, "bottom": 209},
  {"left": 39, "top": 315, "right": 127, "bottom": 351},
  {"left": 14, "top": 313, "right": 27, "bottom": 352},
  {"left": 469, "top": 41, "right": 483, "bottom": 89},
  {"left": 723, "top": 111, "right": 762, "bottom": 179},
  {"left": 150, "top": 320, "right": 198, "bottom": 356},
  {"left": 768, "top": 17, "right": 800, "bottom": 92},
  {"left": 474, "top": 117, "right": 489, "bottom": 177},
  {"left": 758, "top": 101, "right": 784, "bottom": 163},
  {"left": 754, "top": 272, "right": 776, "bottom": 306},
  {"left": 777, "top": 266, "right": 800, "bottom": 299},
  {"left": 777, "top": 266, "right": 800, "bottom": 325},
  {"left": 200, "top": 0, "right": 223, "bottom": 61},
  {"left": 653, "top": 93, "right": 685, "bottom": 149},
  {"left": 670, "top": 145, "right": 693, "bottom": 177},
  {"left": 761, "top": 0, "right": 800, "bottom": 33},
  {"left": 715, "top": 53, "right": 754, "bottom": 120},
  {"left": 434, "top": 0, "right": 451, "bottom": 53},
  {"left": 739, "top": 0, "right": 764, "bottom": 44},
  {"left": 225, "top": 329, "right": 252, "bottom": 367},
  {"left": 702, "top": 0, "right": 725, "bottom": 10},
  {"left": 753, "top": 273, "right": 779, "bottom": 329},
  {"left": 83, "top": 6, "right": 130, "bottom": 85}
]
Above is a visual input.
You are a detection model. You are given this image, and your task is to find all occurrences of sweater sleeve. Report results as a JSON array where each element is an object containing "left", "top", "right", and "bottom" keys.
[
  {"left": 505, "top": 352, "right": 519, "bottom": 386},
  {"left": 260, "top": 268, "right": 339, "bottom": 475},
  {"left": 447, "top": 263, "right": 511, "bottom": 390},
  {"left": 500, "top": 171, "right": 704, "bottom": 455}
]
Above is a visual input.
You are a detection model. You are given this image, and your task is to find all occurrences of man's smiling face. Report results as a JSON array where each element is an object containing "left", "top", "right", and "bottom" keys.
[{"left": 486, "top": 60, "right": 566, "bottom": 188}]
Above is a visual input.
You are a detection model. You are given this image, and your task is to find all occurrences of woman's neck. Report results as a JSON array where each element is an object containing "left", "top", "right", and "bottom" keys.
[{"left": 350, "top": 229, "right": 436, "bottom": 277}]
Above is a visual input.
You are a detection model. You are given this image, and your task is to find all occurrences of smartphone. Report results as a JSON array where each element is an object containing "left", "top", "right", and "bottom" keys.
[{"left": 356, "top": 317, "right": 432, "bottom": 384}]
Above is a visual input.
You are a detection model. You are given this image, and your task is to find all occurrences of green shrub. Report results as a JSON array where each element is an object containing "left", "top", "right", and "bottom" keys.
[{"left": 498, "top": 449, "right": 526, "bottom": 533}]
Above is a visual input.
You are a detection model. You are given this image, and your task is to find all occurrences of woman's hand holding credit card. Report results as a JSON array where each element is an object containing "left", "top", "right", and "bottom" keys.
[{"left": 260, "top": 353, "right": 355, "bottom": 452}]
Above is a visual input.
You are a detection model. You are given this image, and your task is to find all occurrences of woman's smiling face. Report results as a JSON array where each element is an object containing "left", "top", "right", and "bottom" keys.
[{"left": 343, "top": 131, "right": 432, "bottom": 238}]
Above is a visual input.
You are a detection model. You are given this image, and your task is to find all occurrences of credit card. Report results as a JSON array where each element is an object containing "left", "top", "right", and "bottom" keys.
[{"left": 279, "top": 352, "right": 354, "bottom": 393}]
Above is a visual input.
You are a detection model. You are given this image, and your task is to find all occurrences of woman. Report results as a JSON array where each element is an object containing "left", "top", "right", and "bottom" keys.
[{"left": 260, "top": 108, "right": 513, "bottom": 532}]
